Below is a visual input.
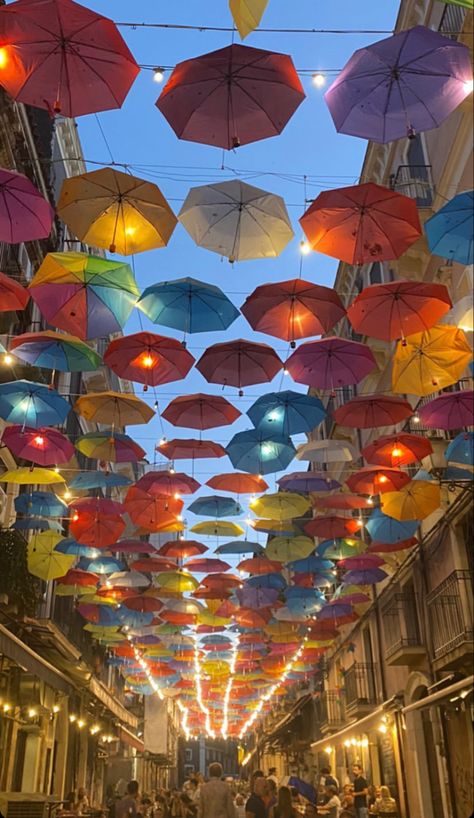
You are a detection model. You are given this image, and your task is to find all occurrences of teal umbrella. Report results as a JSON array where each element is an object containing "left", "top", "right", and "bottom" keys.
[{"left": 137, "top": 277, "right": 239, "bottom": 334}]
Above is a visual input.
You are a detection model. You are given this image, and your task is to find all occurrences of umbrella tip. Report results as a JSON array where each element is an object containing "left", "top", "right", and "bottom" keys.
[
  {"left": 53, "top": 100, "right": 61, "bottom": 114},
  {"left": 232, "top": 136, "right": 240, "bottom": 149},
  {"left": 109, "top": 243, "right": 116, "bottom": 253}
]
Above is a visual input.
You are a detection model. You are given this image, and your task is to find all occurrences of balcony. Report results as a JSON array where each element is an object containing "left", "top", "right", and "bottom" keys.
[
  {"left": 439, "top": 3, "right": 467, "bottom": 40},
  {"left": 427, "top": 570, "right": 473, "bottom": 671},
  {"left": 390, "top": 164, "right": 434, "bottom": 207},
  {"left": 318, "top": 690, "right": 346, "bottom": 735},
  {"left": 344, "top": 663, "right": 378, "bottom": 719},
  {"left": 383, "top": 593, "right": 427, "bottom": 667}
]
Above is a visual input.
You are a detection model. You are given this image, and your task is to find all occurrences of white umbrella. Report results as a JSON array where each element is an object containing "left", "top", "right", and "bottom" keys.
[
  {"left": 178, "top": 179, "right": 294, "bottom": 261},
  {"left": 163, "top": 598, "right": 204, "bottom": 615},
  {"left": 105, "top": 571, "right": 150, "bottom": 588},
  {"left": 441, "top": 295, "right": 473, "bottom": 335},
  {"left": 296, "top": 439, "right": 358, "bottom": 463}
]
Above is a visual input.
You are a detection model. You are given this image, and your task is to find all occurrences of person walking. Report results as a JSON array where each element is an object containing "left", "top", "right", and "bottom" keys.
[
  {"left": 352, "top": 766, "right": 369, "bottom": 818},
  {"left": 116, "top": 781, "right": 142, "bottom": 818},
  {"left": 270, "top": 785, "right": 297, "bottom": 818},
  {"left": 198, "top": 762, "right": 236, "bottom": 818},
  {"left": 245, "top": 777, "right": 268, "bottom": 818}
]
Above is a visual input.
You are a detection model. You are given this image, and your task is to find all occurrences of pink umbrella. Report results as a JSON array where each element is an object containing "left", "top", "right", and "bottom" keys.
[
  {"left": 184, "top": 558, "right": 231, "bottom": 574},
  {"left": 1, "top": 425, "right": 74, "bottom": 466},
  {"left": 0, "top": 168, "right": 54, "bottom": 243},
  {"left": 69, "top": 497, "right": 125, "bottom": 516},
  {"left": 286, "top": 337, "right": 376, "bottom": 392},
  {"left": 196, "top": 339, "right": 283, "bottom": 396},
  {"left": 115, "top": 540, "right": 157, "bottom": 555},
  {"left": 418, "top": 390, "right": 474, "bottom": 429},
  {"left": 136, "top": 471, "right": 200, "bottom": 496},
  {"left": 339, "top": 554, "right": 385, "bottom": 570},
  {"left": 305, "top": 515, "right": 363, "bottom": 539}
]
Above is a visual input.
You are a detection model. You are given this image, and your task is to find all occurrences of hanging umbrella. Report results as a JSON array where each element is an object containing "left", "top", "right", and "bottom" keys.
[
  {"left": 157, "top": 44, "right": 304, "bottom": 150},
  {"left": 55, "top": 570, "right": 99, "bottom": 596},
  {"left": 77, "top": 604, "right": 121, "bottom": 626},
  {"left": 27, "top": 531, "right": 75, "bottom": 581},
  {"left": 346, "top": 466, "right": 411, "bottom": 495},
  {"left": 368, "top": 537, "right": 418, "bottom": 554},
  {"left": 237, "top": 556, "right": 282, "bottom": 574},
  {"left": 226, "top": 430, "right": 295, "bottom": 475},
  {"left": 11, "top": 330, "right": 101, "bottom": 372},
  {"left": 425, "top": 190, "right": 473, "bottom": 266},
  {"left": 241, "top": 279, "right": 346, "bottom": 346},
  {"left": 316, "top": 538, "right": 365, "bottom": 560},
  {"left": 251, "top": 492, "right": 310, "bottom": 520},
  {"left": 418, "top": 390, "right": 474, "bottom": 429},
  {"left": 277, "top": 471, "right": 341, "bottom": 493},
  {"left": 0, "top": 168, "right": 54, "bottom": 243},
  {"left": 14, "top": 491, "right": 67, "bottom": 518},
  {"left": 340, "top": 554, "right": 384, "bottom": 571},
  {"left": 69, "top": 471, "right": 132, "bottom": 491},
  {"left": 55, "top": 539, "right": 100, "bottom": 558},
  {"left": 137, "top": 276, "right": 239, "bottom": 333},
  {"left": 229, "top": 0, "right": 268, "bottom": 38},
  {"left": 305, "top": 515, "right": 363, "bottom": 539},
  {"left": 286, "top": 337, "right": 376, "bottom": 391},
  {"left": 445, "top": 432, "right": 474, "bottom": 466},
  {"left": 0, "top": 271, "right": 29, "bottom": 311},
  {"left": 286, "top": 556, "right": 335, "bottom": 574},
  {"left": 137, "top": 471, "right": 200, "bottom": 496},
  {"left": 381, "top": 480, "right": 441, "bottom": 521},
  {"left": 392, "top": 326, "right": 471, "bottom": 396},
  {"left": 300, "top": 182, "right": 421, "bottom": 265},
  {"left": 75, "top": 432, "right": 145, "bottom": 463},
  {"left": 0, "top": 380, "right": 70, "bottom": 427},
  {"left": 324, "top": 25, "right": 473, "bottom": 143},
  {"left": 57, "top": 168, "right": 176, "bottom": 254},
  {"left": 2, "top": 425, "right": 74, "bottom": 466},
  {"left": 362, "top": 433, "right": 433, "bottom": 467},
  {"left": 190, "top": 521, "right": 245, "bottom": 537},
  {"left": 114, "top": 540, "right": 156, "bottom": 556},
  {"left": 178, "top": 180, "right": 294, "bottom": 262},
  {"left": 197, "top": 339, "right": 283, "bottom": 395},
  {"left": 0, "top": 0, "right": 139, "bottom": 117},
  {"left": 12, "top": 518, "right": 62, "bottom": 532},
  {"left": 29, "top": 252, "right": 139, "bottom": 340},
  {"left": 158, "top": 540, "right": 208, "bottom": 559},
  {"left": 265, "top": 536, "right": 315, "bottom": 562},
  {"left": 247, "top": 390, "right": 326, "bottom": 436},
  {"left": 188, "top": 496, "right": 242, "bottom": 518},
  {"left": 157, "top": 439, "right": 227, "bottom": 460},
  {"left": 185, "top": 558, "right": 231, "bottom": 574},
  {"left": 106, "top": 571, "right": 150, "bottom": 589},
  {"left": 313, "top": 494, "right": 373, "bottom": 511},
  {"left": 206, "top": 473, "right": 268, "bottom": 494},
  {"left": 296, "top": 439, "right": 357, "bottom": 463},
  {"left": 1, "top": 467, "right": 65, "bottom": 485},
  {"left": 124, "top": 487, "right": 183, "bottom": 531},
  {"left": 70, "top": 511, "right": 125, "bottom": 548},
  {"left": 157, "top": 571, "right": 199, "bottom": 593},
  {"left": 365, "top": 508, "right": 419, "bottom": 543},
  {"left": 442, "top": 295, "right": 474, "bottom": 333},
  {"left": 343, "top": 568, "right": 388, "bottom": 585},
  {"left": 251, "top": 518, "right": 297, "bottom": 535},
  {"left": 104, "top": 332, "right": 195, "bottom": 390},
  {"left": 129, "top": 558, "right": 177, "bottom": 573},
  {"left": 215, "top": 540, "right": 264, "bottom": 555},
  {"left": 334, "top": 394, "right": 413, "bottom": 429},
  {"left": 78, "top": 556, "right": 125, "bottom": 575},
  {"left": 74, "top": 391, "right": 155, "bottom": 426},
  {"left": 246, "top": 573, "right": 286, "bottom": 590},
  {"left": 162, "top": 394, "right": 240, "bottom": 430}
]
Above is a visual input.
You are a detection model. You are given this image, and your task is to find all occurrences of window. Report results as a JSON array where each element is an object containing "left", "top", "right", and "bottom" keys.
[
  {"left": 369, "top": 262, "right": 383, "bottom": 285},
  {"left": 185, "top": 749, "right": 193, "bottom": 762}
]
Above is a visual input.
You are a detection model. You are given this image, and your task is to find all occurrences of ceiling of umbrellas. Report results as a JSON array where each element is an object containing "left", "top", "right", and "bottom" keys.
[{"left": 0, "top": 0, "right": 473, "bottom": 739}]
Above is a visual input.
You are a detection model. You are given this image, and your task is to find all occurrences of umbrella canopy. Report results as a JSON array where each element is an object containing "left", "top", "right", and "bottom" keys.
[
  {"left": 162, "top": 394, "right": 240, "bottom": 430},
  {"left": 365, "top": 508, "right": 419, "bottom": 543},
  {"left": 226, "top": 430, "right": 295, "bottom": 475},
  {"left": 229, "top": 0, "right": 268, "bottom": 38},
  {"left": 241, "top": 279, "right": 346, "bottom": 345},
  {"left": 190, "top": 521, "right": 245, "bottom": 537},
  {"left": 296, "top": 439, "right": 357, "bottom": 463},
  {"left": 362, "top": 433, "right": 433, "bottom": 467},
  {"left": 237, "top": 556, "right": 283, "bottom": 574},
  {"left": 158, "top": 540, "right": 208, "bottom": 559},
  {"left": 197, "top": 339, "right": 283, "bottom": 394},
  {"left": 277, "top": 471, "right": 341, "bottom": 493},
  {"left": 74, "top": 391, "right": 154, "bottom": 427},
  {"left": 347, "top": 281, "right": 452, "bottom": 342},
  {"left": 418, "top": 390, "right": 474, "bottom": 430},
  {"left": 316, "top": 538, "right": 365, "bottom": 560},
  {"left": 0, "top": 380, "right": 70, "bottom": 427},
  {"left": 2, "top": 425, "right": 74, "bottom": 466},
  {"left": 346, "top": 466, "right": 411, "bottom": 495},
  {"left": 137, "top": 277, "right": 239, "bottom": 334},
  {"left": 251, "top": 518, "right": 297, "bottom": 535},
  {"left": 188, "top": 496, "right": 242, "bottom": 518},
  {"left": 381, "top": 480, "right": 441, "bottom": 521},
  {"left": 286, "top": 337, "right": 376, "bottom": 390},
  {"left": 157, "top": 439, "right": 227, "bottom": 460},
  {"left": 334, "top": 394, "right": 413, "bottom": 429},
  {"left": 69, "top": 471, "right": 132, "bottom": 491},
  {"left": 251, "top": 492, "right": 310, "bottom": 520},
  {"left": 0, "top": 168, "right": 54, "bottom": 243},
  {"left": 178, "top": 180, "right": 294, "bottom": 262},
  {"left": 0, "top": 0, "right": 139, "bottom": 117},
  {"left": 55, "top": 539, "right": 100, "bottom": 558},
  {"left": 11, "top": 331, "right": 101, "bottom": 372},
  {"left": 425, "top": 190, "right": 473, "bottom": 266},
  {"left": 124, "top": 487, "right": 183, "bottom": 531},
  {"left": 57, "top": 168, "right": 176, "bottom": 255},
  {"left": 305, "top": 515, "right": 363, "bottom": 539},
  {"left": 157, "top": 571, "right": 199, "bottom": 593},
  {"left": 300, "top": 182, "right": 421, "bottom": 265},
  {"left": 27, "top": 531, "right": 74, "bottom": 581},
  {"left": 215, "top": 540, "right": 264, "bottom": 555},
  {"left": 247, "top": 390, "right": 326, "bottom": 436},
  {"left": 157, "top": 44, "right": 304, "bottom": 150},
  {"left": 137, "top": 471, "right": 200, "bottom": 496},
  {"left": 392, "top": 326, "right": 471, "bottom": 396},
  {"left": 442, "top": 295, "right": 474, "bottom": 333},
  {"left": 445, "top": 432, "right": 474, "bottom": 466},
  {"left": 1, "top": 466, "right": 65, "bottom": 485},
  {"left": 313, "top": 494, "right": 373, "bottom": 511},
  {"left": 265, "top": 536, "right": 315, "bottom": 562},
  {"left": 343, "top": 568, "right": 388, "bottom": 585},
  {"left": 185, "top": 558, "right": 231, "bottom": 574},
  {"left": 29, "top": 252, "right": 139, "bottom": 340},
  {"left": 78, "top": 556, "right": 125, "bottom": 575},
  {"left": 324, "top": 25, "right": 473, "bottom": 142},
  {"left": 104, "top": 332, "right": 195, "bottom": 389},
  {"left": 206, "top": 473, "right": 268, "bottom": 494},
  {"left": 75, "top": 432, "right": 146, "bottom": 463},
  {"left": 0, "top": 271, "right": 29, "bottom": 311},
  {"left": 70, "top": 511, "right": 125, "bottom": 548},
  {"left": 14, "top": 491, "right": 67, "bottom": 517}
]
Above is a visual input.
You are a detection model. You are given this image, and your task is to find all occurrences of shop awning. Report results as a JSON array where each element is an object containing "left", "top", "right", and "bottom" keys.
[
  {"left": 119, "top": 725, "right": 145, "bottom": 752},
  {"left": 89, "top": 676, "right": 139, "bottom": 729},
  {"left": 0, "top": 623, "right": 74, "bottom": 695},
  {"left": 310, "top": 702, "right": 387, "bottom": 751},
  {"left": 402, "top": 675, "right": 473, "bottom": 714}
]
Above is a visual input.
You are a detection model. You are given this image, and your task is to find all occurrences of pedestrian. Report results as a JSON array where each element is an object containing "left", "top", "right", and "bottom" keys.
[
  {"left": 320, "top": 768, "right": 339, "bottom": 793},
  {"left": 352, "top": 766, "right": 369, "bottom": 818},
  {"left": 317, "top": 785, "right": 341, "bottom": 818},
  {"left": 245, "top": 776, "right": 268, "bottom": 818},
  {"left": 373, "top": 786, "right": 397, "bottom": 815},
  {"left": 249, "top": 770, "right": 265, "bottom": 793},
  {"left": 270, "top": 785, "right": 297, "bottom": 818},
  {"left": 266, "top": 778, "right": 278, "bottom": 813},
  {"left": 198, "top": 762, "right": 235, "bottom": 818},
  {"left": 234, "top": 794, "right": 246, "bottom": 818},
  {"left": 116, "top": 780, "right": 141, "bottom": 818},
  {"left": 268, "top": 767, "right": 279, "bottom": 786}
]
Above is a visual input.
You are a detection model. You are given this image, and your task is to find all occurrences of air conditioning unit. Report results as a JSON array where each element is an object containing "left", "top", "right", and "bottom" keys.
[{"left": 0, "top": 795, "right": 46, "bottom": 818}]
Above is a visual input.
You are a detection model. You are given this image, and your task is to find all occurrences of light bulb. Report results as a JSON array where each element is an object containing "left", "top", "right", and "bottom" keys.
[
  {"left": 28, "top": 708, "right": 37, "bottom": 718},
  {"left": 3, "top": 353, "right": 13, "bottom": 365},
  {"left": 141, "top": 354, "right": 155, "bottom": 369},
  {"left": 3, "top": 703, "right": 11, "bottom": 713},
  {"left": 391, "top": 447, "right": 402, "bottom": 459},
  {"left": 464, "top": 78, "right": 474, "bottom": 94},
  {"left": 413, "top": 414, "right": 420, "bottom": 424},
  {"left": 69, "top": 714, "right": 77, "bottom": 723},
  {"left": 77, "top": 719, "right": 85, "bottom": 729},
  {"left": 33, "top": 435, "right": 45, "bottom": 447},
  {"left": 0, "top": 47, "right": 9, "bottom": 69},
  {"left": 64, "top": 490, "right": 71, "bottom": 499},
  {"left": 312, "top": 73, "right": 326, "bottom": 88},
  {"left": 52, "top": 705, "right": 60, "bottom": 714},
  {"left": 153, "top": 67, "right": 165, "bottom": 83},
  {"left": 378, "top": 475, "right": 388, "bottom": 484}
]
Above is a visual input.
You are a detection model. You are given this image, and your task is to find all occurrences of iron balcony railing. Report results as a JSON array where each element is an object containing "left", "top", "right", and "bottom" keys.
[
  {"left": 383, "top": 593, "right": 424, "bottom": 661},
  {"left": 319, "top": 690, "right": 346, "bottom": 729},
  {"left": 390, "top": 164, "right": 434, "bottom": 207},
  {"left": 344, "top": 662, "right": 378, "bottom": 708},
  {"left": 427, "top": 570, "right": 473, "bottom": 660},
  {"left": 439, "top": 3, "right": 467, "bottom": 40}
]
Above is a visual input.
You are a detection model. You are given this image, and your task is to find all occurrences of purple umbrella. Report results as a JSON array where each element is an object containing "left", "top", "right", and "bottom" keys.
[
  {"left": 343, "top": 568, "right": 388, "bottom": 585},
  {"left": 236, "top": 586, "right": 279, "bottom": 608},
  {"left": 340, "top": 554, "right": 385, "bottom": 571},
  {"left": 318, "top": 602, "right": 353, "bottom": 620},
  {"left": 419, "top": 390, "right": 474, "bottom": 430},
  {"left": 325, "top": 25, "right": 473, "bottom": 143},
  {"left": 286, "top": 337, "right": 376, "bottom": 392},
  {"left": 277, "top": 471, "right": 341, "bottom": 492}
]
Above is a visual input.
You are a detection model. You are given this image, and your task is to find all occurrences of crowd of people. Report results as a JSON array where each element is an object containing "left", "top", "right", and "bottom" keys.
[{"left": 57, "top": 764, "right": 398, "bottom": 818}]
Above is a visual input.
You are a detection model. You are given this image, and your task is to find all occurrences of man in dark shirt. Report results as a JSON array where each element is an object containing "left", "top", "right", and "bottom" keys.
[
  {"left": 245, "top": 776, "right": 268, "bottom": 818},
  {"left": 352, "top": 765, "right": 369, "bottom": 818}
]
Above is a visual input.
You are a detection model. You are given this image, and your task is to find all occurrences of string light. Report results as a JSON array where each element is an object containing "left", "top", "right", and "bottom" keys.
[
  {"left": 221, "top": 635, "right": 239, "bottom": 739},
  {"left": 192, "top": 632, "right": 216, "bottom": 738},
  {"left": 3, "top": 353, "right": 13, "bottom": 365},
  {"left": 312, "top": 73, "right": 326, "bottom": 87},
  {"left": 300, "top": 240, "right": 311, "bottom": 255},
  {"left": 153, "top": 67, "right": 165, "bottom": 83}
]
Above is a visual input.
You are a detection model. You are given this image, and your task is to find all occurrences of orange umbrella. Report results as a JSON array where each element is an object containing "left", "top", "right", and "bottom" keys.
[
  {"left": 124, "top": 487, "right": 183, "bottom": 533},
  {"left": 362, "top": 433, "right": 433, "bottom": 467},
  {"left": 104, "top": 332, "right": 195, "bottom": 390},
  {"left": 206, "top": 473, "right": 269, "bottom": 493},
  {"left": 237, "top": 557, "right": 283, "bottom": 574},
  {"left": 346, "top": 467, "right": 411, "bottom": 495}
]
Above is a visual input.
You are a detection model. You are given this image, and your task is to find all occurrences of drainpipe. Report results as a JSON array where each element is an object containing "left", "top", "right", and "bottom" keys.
[{"left": 372, "top": 584, "right": 387, "bottom": 701}]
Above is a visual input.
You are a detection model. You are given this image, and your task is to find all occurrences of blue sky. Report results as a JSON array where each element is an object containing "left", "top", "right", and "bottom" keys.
[{"left": 76, "top": 0, "right": 400, "bottom": 554}]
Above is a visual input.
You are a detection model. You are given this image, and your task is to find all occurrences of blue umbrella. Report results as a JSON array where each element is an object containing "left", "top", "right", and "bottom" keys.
[
  {"left": 247, "top": 390, "right": 326, "bottom": 436},
  {"left": 277, "top": 471, "right": 341, "bottom": 493},
  {"left": 78, "top": 556, "right": 126, "bottom": 575},
  {"left": 285, "top": 587, "right": 326, "bottom": 604},
  {"left": 69, "top": 471, "right": 133, "bottom": 490},
  {"left": 116, "top": 608, "right": 154, "bottom": 628},
  {"left": 285, "top": 596, "right": 323, "bottom": 614},
  {"left": 444, "top": 466, "right": 473, "bottom": 482},
  {"left": 445, "top": 432, "right": 474, "bottom": 466},
  {"left": 12, "top": 518, "right": 62, "bottom": 532},
  {"left": 246, "top": 573, "right": 287, "bottom": 590},
  {"left": 215, "top": 540, "right": 264, "bottom": 555},
  {"left": 15, "top": 491, "right": 68, "bottom": 517},
  {"left": 55, "top": 539, "right": 101, "bottom": 558},
  {"left": 199, "top": 635, "right": 233, "bottom": 645},
  {"left": 226, "top": 430, "right": 295, "bottom": 475},
  {"left": 287, "top": 556, "right": 335, "bottom": 573},
  {"left": 137, "top": 276, "right": 240, "bottom": 334},
  {"left": 78, "top": 605, "right": 121, "bottom": 627},
  {"left": 0, "top": 380, "right": 70, "bottom": 427},
  {"left": 425, "top": 190, "right": 473, "bottom": 265},
  {"left": 188, "top": 495, "right": 243, "bottom": 518},
  {"left": 366, "top": 508, "right": 419, "bottom": 544}
]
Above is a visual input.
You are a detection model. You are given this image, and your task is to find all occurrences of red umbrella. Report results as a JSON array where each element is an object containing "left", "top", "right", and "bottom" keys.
[
  {"left": 362, "top": 433, "right": 433, "bottom": 467},
  {"left": 313, "top": 494, "right": 374, "bottom": 511},
  {"left": 235, "top": 608, "right": 271, "bottom": 628},
  {"left": 0, "top": 168, "right": 54, "bottom": 243},
  {"left": 192, "top": 587, "right": 232, "bottom": 600},
  {"left": 0, "top": 0, "right": 139, "bottom": 117},
  {"left": 368, "top": 537, "right": 418, "bottom": 554},
  {"left": 241, "top": 279, "right": 346, "bottom": 347},
  {"left": 346, "top": 466, "right": 411, "bottom": 495},
  {"left": 104, "top": 332, "right": 195, "bottom": 390},
  {"left": 206, "top": 473, "right": 269, "bottom": 494},
  {"left": 115, "top": 540, "right": 157, "bottom": 555},
  {"left": 124, "top": 487, "right": 183, "bottom": 532},
  {"left": 347, "top": 281, "right": 452, "bottom": 342},
  {"left": 70, "top": 511, "right": 125, "bottom": 548},
  {"left": 156, "top": 43, "right": 304, "bottom": 150},
  {"left": 196, "top": 339, "right": 283, "bottom": 396},
  {"left": 334, "top": 394, "right": 413, "bottom": 429},
  {"left": 136, "top": 471, "right": 200, "bottom": 496},
  {"left": 2, "top": 425, "right": 74, "bottom": 466},
  {"left": 237, "top": 557, "right": 282, "bottom": 574},
  {"left": 158, "top": 540, "right": 208, "bottom": 559},
  {"left": 160, "top": 610, "right": 196, "bottom": 626},
  {"left": 285, "top": 337, "right": 376, "bottom": 391},
  {"left": 157, "top": 439, "right": 227, "bottom": 460},
  {"left": 69, "top": 497, "right": 124, "bottom": 516},
  {"left": 184, "top": 558, "right": 231, "bottom": 574},
  {"left": 129, "top": 558, "right": 177, "bottom": 573},
  {"left": 305, "top": 515, "right": 363, "bottom": 539},
  {"left": 58, "top": 568, "right": 99, "bottom": 587},
  {"left": 0, "top": 271, "right": 30, "bottom": 311},
  {"left": 299, "top": 182, "right": 422, "bottom": 265},
  {"left": 201, "top": 573, "right": 242, "bottom": 589},
  {"left": 162, "top": 393, "right": 241, "bottom": 430},
  {"left": 122, "top": 596, "right": 164, "bottom": 614}
]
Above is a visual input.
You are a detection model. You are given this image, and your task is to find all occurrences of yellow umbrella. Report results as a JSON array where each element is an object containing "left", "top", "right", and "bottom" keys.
[
  {"left": 381, "top": 480, "right": 441, "bottom": 521},
  {"left": 156, "top": 571, "right": 199, "bottom": 593},
  {"left": 56, "top": 583, "right": 97, "bottom": 596},
  {"left": 250, "top": 491, "right": 310, "bottom": 520},
  {"left": 74, "top": 391, "right": 155, "bottom": 426},
  {"left": 250, "top": 519, "right": 298, "bottom": 534},
  {"left": 190, "top": 520, "right": 245, "bottom": 537},
  {"left": 1, "top": 467, "right": 65, "bottom": 485},
  {"left": 392, "top": 325, "right": 471, "bottom": 396},
  {"left": 265, "top": 535, "right": 315, "bottom": 562},
  {"left": 198, "top": 611, "right": 232, "bottom": 627},
  {"left": 78, "top": 594, "right": 117, "bottom": 606},
  {"left": 201, "top": 660, "right": 230, "bottom": 677},
  {"left": 27, "top": 531, "right": 74, "bottom": 581},
  {"left": 57, "top": 168, "right": 177, "bottom": 255},
  {"left": 205, "top": 598, "right": 229, "bottom": 614},
  {"left": 229, "top": 0, "right": 269, "bottom": 38},
  {"left": 83, "top": 623, "right": 120, "bottom": 634}
]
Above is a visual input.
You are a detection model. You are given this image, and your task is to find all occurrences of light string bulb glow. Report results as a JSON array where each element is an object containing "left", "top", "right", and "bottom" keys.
[
  {"left": 221, "top": 634, "right": 240, "bottom": 740},
  {"left": 192, "top": 631, "right": 216, "bottom": 738},
  {"left": 131, "top": 639, "right": 192, "bottom": 739}
]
